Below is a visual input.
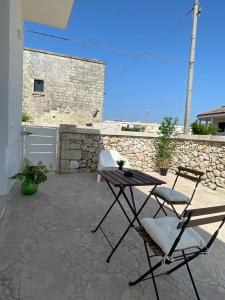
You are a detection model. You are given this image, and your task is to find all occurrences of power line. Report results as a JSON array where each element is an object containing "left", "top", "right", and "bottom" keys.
[
  {"left": 106, "top": 6, "right": 194, "bottom": 85},
  {"left": 25, "top": 29, "right": 187, "bottom": 64},
  {"left": 25, "top": 6, "right": 193, "bottom": 86}
]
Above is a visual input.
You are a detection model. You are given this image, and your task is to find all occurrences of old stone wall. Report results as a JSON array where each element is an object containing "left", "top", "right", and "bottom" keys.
[
  {"left": 60, "top": 127, "right": 155, "bottom": 172},
  {"left": 171, "top": 139, "right": 225, "bottom": 191},
  {"left": 59, "top": 125, "right": 225, "bottom": 191},
  {"left": 23, "top": 48, "right": 105, "bottom": 125}
]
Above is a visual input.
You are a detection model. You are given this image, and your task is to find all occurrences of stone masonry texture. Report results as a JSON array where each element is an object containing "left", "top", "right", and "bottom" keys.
[
  {"left": 23, "top": 48, "right": 105, "bottom": 125},
  {"left": 59, "top": 125, "right": 225, "bottom": 192}
]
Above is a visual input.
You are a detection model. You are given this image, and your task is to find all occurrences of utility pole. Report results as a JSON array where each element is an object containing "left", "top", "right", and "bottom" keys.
[{"left": 183, "top": 0, "right": 201, "bottom": 134}]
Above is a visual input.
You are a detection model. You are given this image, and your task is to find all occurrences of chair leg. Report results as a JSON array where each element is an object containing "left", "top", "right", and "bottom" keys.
[
  {"left": 97, "top": 174, "right": 101, "bottom": 183},
  {"left": 144, "top": 241, "right": 160, "bottom": 300},
  {"left": 167, "top": 252, "right": 198, "bottom": 275},
  {"left": 180, "top": 203, "right": 191, "bottom": 218},
  {"left": 170, "top": 203, "right": 181, "bottom": 219},
  {"left": 167, "top": 251, "right": 201, "bottom": 300},
  {"left": 153, "top": 199, "right": 167, "bottom": 218},
  {"left": 182, "top": 250, "right": 200, "bottom": 300},
  {"left": 129, "top": 259, "right": 162, "bottom": 290},
  {"left": 167, "top": 260, "right": 187, "bottom": 275}
]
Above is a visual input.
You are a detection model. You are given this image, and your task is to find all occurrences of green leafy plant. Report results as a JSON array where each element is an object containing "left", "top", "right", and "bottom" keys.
[
  {"left": 117, "top": 160, "right": 125, "bottom": 169},
  {"left": 191, "top": 121, "right": 217, "bottom": 135},
  {"left": 22, "top": 112, "right": 32, "bottom": 122},
  {"left": 10, "top": 159, "right": 48, "bottom": 184},
  {"left": 155, "top": 116, "right": 179, "bottom": 171}
]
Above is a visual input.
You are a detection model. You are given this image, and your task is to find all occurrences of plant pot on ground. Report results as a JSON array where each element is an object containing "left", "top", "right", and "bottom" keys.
[
  {"left": 21, "top": 178, "right": 38, "bottom": 195},
  {"left": 9, "top": 159, "right": 48, "bottom": 195},
  {"left": 154, "top": 116, "right": 179, "bottom": 176},
  {"left": 160, "top": 169, "right": 168, "bottom": 176},
  {"left": 157, "top": 159, "right": 170, "bottom": 176}
]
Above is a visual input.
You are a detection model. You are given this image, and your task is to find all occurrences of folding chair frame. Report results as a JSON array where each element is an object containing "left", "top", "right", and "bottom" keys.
[
  {"left": 129, "top": 205, "right": 225, "bottom": 300},
  {"left": 153, "top": 166, "right": 204, "bottom": 219}
]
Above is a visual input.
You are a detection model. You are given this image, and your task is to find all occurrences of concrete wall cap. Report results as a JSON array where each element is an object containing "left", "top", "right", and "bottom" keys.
[
  {"left": 24, "top": 48, "right": 106, "bottom": 65},
  {"left": 180, "top": 134, "right": 225, "bottom": 143},
  {"left": 59, "top": 125, "right": 225, "bottom": 142}
]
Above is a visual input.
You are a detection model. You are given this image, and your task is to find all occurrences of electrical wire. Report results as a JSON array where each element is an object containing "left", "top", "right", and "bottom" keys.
[
  {"left": 106, "top": 6, "right": 194, "bottom": 85},
  {"left": 25, "top": 29, "right": 187, "bottom": 64},
  {"left": 25, "top": 6, "right": 193, "bottom": 86}
]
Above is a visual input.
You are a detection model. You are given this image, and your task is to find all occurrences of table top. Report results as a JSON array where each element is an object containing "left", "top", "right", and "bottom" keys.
[{"left": 98, "top": 169, "right": 166, "bottom": 187}]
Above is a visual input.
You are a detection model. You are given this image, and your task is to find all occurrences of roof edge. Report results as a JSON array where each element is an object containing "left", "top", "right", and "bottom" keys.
[
  {"left": 23, "top": 47, "right": 106, "bottom": 65},
  {"left": 197, "top": 111, "right": 225, "bottom": 118}
]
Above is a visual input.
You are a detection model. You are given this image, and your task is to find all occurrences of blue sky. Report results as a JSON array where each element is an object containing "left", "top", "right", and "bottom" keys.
[{"left": 24, "top": 0, "right": 225, "bottom": 124}]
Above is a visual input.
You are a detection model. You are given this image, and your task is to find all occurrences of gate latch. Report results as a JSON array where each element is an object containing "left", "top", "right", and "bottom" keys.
[{"left": 21, "top": 131, "right": 32, "bottom": 136}]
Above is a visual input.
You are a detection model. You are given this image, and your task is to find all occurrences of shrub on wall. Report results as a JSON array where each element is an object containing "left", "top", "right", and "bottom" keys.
[
  {"left": 22, "top": 112, "right": 32, "bottom": 122},
  {"left": 121, "top": 126, "right": 145, "bottom": 132},
  {"left": 191, "top": 121, "right": 217, "bottom": 135}
]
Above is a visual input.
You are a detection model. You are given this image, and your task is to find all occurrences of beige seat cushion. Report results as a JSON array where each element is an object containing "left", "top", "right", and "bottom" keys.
[
  {"left": 141, "top": 217, "right": 206, "bottom": 255},
  {"left": 153, "top": 186, "right": 191, "bottom": 204}
]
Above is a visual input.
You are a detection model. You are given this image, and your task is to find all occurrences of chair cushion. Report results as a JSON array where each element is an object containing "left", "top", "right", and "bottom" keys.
[
  {"left": 153, "top": 186, "right": 191, "bottom": 204},
  {"left": 141, "top": 217, "right": 206, "bottom": 255}
]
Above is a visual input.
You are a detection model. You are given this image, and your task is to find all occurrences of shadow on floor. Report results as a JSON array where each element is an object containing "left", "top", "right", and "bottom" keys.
[{"left": 0, "top": 172, "right": 225, "bottom": 300}]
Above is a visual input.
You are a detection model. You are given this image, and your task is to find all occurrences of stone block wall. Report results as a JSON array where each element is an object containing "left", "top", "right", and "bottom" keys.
[
  {"left": 60, "top": 131, "right": 101, "bottom": 171},
  {"left": 59, "top": 125, "right": 225, "bottom": 191},
  {"left": 102, "top": 136, "right": 155, "bottom": 171},
  {"left": 171, "top": 139, "right": 225, "bottom": 191},
  {"left": 59, "top": 125, "right": 156, "bottom": 172},
  {"left": 23, "top": 48, "right": 105, "bottom": 125}
]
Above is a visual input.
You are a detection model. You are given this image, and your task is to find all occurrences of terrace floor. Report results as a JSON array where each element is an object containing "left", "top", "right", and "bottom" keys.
[{"left": 0, "top": 172, "right": 225, "bottom": 300}]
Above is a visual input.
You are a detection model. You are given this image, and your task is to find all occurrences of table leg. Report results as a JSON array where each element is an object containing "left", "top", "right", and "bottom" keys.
[
  {"left": 92, "top": 182, "right": 133, "bottom": 233},
  {"left": 92, "top": 186, "right": 124, "bottom": 233},
  {"left": 129, "top": 186, "right": 136, "bottom": 214},
  {"left": 107, "top": 182, "right": 133, "bottom": 226},
  {"left": 106, "top": 185, "right": 157, "bottom": 263},
  {"left": 121, "top": 187, "right": 142, "bottom": 227}
]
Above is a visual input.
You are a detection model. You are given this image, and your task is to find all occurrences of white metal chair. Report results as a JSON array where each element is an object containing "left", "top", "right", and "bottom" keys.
[{"left": 97, "top": 149, "right": 129, "bottom": 183}]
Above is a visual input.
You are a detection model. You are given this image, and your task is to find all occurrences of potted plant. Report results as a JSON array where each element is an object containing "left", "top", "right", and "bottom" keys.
[
  {"left": 117, "top": 160, "right": 125, "bottom": 171},
  {"left": 9, "top": 159, "right": 48, "bottom": 195},
  {"left": 155, "top": 116, "right": 179, "bottom": 176}
]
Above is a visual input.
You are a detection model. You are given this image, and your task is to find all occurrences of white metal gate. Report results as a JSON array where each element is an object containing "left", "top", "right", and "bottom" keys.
[{"left": 22, "top": 125, "right": 58, "bottom": 170}]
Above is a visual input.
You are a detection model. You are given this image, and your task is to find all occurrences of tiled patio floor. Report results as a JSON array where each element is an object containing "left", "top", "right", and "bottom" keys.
[{"left": 0, "top": 172, "right": 225, "bottom": 300}]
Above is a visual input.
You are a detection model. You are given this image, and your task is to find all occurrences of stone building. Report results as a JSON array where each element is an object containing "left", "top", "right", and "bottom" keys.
[{"left": 23, "top": 48, "right": 105, "bottom": 125}]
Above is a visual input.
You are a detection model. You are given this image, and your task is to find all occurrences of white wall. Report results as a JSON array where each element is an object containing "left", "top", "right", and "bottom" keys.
[{"left": 0, "top": 0, "right": 23, "bottom": 195}]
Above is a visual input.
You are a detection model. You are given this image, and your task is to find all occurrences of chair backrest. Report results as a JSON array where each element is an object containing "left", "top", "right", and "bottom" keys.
[
  {"left": 178, "top": 205, "right": 225, "bottom": 228},
  {"left": 172, "top": 166, "right": 204, "bottom": 200},
  {"left": 99, "top": 149, "right": 129, "bottom": 169},
  {"left": 167, "top": 205, "right": 225, "bottom": 257},
  {"left": 99, "top": 149, "right": 118, "bottom": 167},
  {"left": 176, "top": 166, "right": 204, "bottom": 182}
]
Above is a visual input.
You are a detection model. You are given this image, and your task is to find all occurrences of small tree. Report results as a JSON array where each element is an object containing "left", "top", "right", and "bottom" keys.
[{"left": 155, "top": 116, "right": 178, "bottom": 175}]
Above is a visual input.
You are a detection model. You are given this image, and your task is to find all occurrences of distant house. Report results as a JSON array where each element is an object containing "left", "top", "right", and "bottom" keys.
[{"left": 197, "top": 106, "right": 225, "bottom": 133}]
